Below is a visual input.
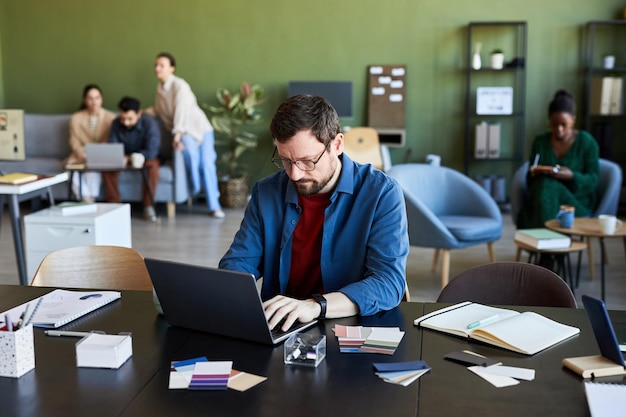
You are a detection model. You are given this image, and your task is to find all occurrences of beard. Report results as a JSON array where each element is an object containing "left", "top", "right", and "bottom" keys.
[{"left": 292, "top": 159, "right": 337, "bottom": 197}]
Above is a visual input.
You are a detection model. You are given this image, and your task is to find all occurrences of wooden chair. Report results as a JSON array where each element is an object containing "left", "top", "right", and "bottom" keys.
[
  {"left": 437, "top": 261, "right": 577, "bottom": 308},
  {"left": 343, "top": 127, "right": 384, "bottom": 170},
  {"left": 30, "top": 246, "right": 153, "bottom": 291}
]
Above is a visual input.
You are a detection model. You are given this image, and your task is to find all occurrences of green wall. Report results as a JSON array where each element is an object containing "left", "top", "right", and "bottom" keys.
[{"left": 0, "top": 0, "right": 624, "bottom": 183}]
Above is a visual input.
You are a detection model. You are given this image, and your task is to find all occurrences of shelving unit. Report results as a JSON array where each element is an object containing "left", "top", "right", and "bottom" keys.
[
  {"left": 582, "top": 20, "right": 626, "bottom": 213},
  {"left": 464, "top": 21, "right": 527, "bottom": 207}
]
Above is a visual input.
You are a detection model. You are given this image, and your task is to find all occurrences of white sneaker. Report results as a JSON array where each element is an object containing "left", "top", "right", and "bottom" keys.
[
  {"left": 143, "top": 206, "right": 157, "bottom": 222},
  {"left": 209, "top": 209, "right": 225, "bottom": 219}
]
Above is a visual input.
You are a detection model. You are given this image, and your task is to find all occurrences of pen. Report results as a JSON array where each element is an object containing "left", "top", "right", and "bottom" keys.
[
  {"left": 467, "top": 314, "right": 499, "bottom": 330},
  {"left": 532, "top": 153, "right": 540, "bottom": 167},
  {"left": 5, "top": 314, "right": 13, "bottom": 332},
  {"left": 23, "top": 298, "right": 43, "bottom": 327},
  {"left": 44, "top": 330, "right": 104, "bottom": 338}
]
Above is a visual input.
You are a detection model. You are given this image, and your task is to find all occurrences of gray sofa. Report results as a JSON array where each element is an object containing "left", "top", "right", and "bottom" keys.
[{"left": 0, "top": 113, "right": 189, "bottom": 217}]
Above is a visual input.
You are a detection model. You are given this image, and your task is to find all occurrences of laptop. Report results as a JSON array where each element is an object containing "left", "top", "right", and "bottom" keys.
[
  {"left": 85, "top": 143, "right": 126, "bottom": 169},
  {"left": 145, "top": 258, "right": 317, "bottom": 345},
  {"left": 582, "top": 295, "right": 625, "bottom": 366}
]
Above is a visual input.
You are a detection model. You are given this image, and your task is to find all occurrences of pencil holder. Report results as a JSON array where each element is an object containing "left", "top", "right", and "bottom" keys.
[{"left": 0, "top": 324, "right": 35, "bottom": 378}]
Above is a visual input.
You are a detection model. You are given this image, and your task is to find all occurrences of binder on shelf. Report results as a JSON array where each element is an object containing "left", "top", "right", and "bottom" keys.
[
  {"left": 487, "top": 123, "right": 500, "bottom": 159},
  {"left": 474, "top": 122, "right": 488, "bottom": 159},
  {"left": 590, "top": 77, "right": 613, "bottom": 115},
  {"left": 609, "top": 77, "right": 623, "bottom": 115}
]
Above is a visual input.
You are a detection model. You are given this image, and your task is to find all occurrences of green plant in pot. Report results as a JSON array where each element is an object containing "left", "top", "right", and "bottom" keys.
[{"left": 206, "top": 82, "right": 265, "bottom": 207}]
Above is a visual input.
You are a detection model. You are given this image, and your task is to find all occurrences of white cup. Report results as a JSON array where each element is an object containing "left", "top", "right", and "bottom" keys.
[
  {"left": 130, "top": 152, "right": 145, "bottom": 169},
  {"left": 598, "top": 214, "right": 623, "bottom": 235}
]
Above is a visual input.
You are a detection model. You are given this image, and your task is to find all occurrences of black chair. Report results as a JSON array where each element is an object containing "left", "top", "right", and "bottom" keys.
[{"left": 437, "top": 261, "right": 577, "bottom": 308}]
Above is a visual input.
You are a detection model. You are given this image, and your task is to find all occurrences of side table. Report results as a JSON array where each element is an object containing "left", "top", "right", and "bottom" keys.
[
  {"left": 514, "top": 238, "right": 587, "bottom": 292},
  {"left": 546, "top": 218, "right": 626, "bottom": 301},
  {"left": 0, "top": 172, "right": 69, "bottom": 285},
  {"left": 24, "top": 203, "right": 132, "bottom": 282}
]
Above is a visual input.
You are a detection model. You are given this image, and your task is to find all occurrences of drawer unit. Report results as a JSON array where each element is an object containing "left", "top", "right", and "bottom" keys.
[{"left": 24, "top": 203, "right": 132, "bottom": 280}]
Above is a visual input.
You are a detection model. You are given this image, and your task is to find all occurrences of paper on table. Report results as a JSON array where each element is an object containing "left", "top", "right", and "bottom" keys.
[
  {"left": 476, "top": 365, "right": 535, "bottom": 381},
  {"left": 468, "top": 366, "right": 519, "bottom": 387},
  {"left": 584, "top": 381, "right": 626, "bottom": 417}
]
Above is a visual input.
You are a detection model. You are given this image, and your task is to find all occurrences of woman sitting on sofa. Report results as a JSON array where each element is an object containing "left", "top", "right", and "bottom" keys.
[{"left": 64, "top": 84, "right": 116, "bottom": 202}]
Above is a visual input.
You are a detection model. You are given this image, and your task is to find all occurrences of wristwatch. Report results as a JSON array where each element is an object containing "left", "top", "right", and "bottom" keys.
[{"left": 311, "top": 294, "right": 327, "bottom": 319}]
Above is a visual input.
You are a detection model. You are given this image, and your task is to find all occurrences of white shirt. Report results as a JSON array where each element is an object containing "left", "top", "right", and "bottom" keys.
[{"left": 155, "top": 74, "right": 213, "bottom": 143}]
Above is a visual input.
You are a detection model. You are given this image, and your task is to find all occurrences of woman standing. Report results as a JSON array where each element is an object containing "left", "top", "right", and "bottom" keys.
[
  {"left": 150, "top": 52, "right": 224, "bottom": 218},
  {"left": 517, "top": 90, "right": 599, "bottom": 228},
  {"left": 65, "top": 84, "right": 116, "bottom": 202}
]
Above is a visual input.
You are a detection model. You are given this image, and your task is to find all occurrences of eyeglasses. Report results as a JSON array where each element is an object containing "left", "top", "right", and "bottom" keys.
[{"left": 271, "top": 146, "right": 328, "bottom": 171}]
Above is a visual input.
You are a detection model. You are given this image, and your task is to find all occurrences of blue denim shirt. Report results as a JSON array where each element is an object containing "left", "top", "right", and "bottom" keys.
[{"left": 219, "top": 154, "right": 409, "bottom": 316}]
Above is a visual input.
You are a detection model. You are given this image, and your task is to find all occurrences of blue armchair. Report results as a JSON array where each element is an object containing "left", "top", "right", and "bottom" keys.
[
  {"left": 387, "top": 164, "right": 503, "bottom": 288},
  {"left": 510, "top": 158, "right": 622, "bottom": 225}
]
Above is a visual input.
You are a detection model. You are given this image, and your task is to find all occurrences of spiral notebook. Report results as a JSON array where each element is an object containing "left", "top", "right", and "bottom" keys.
[{"left": 1, "top": 289, "right": 121, "bottom": 329}]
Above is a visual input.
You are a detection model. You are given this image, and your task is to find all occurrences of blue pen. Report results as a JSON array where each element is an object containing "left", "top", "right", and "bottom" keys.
[
  {"left": 532, "top": 153, "right": 540, "bottom": 167},
  {"left": 467, "top": 314, "right": 499, "bottom": 330}
]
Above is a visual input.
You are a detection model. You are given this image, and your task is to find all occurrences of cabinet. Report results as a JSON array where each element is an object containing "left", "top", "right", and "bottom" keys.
[
  {"left": 24, "top": 203, "right": 132, "bottom": 280},
  {"left": 464, "top": 21, "right": 527, "bottom": 207},
  {"left": 583, "top": 20, "right": 626, "bottom": 212}
]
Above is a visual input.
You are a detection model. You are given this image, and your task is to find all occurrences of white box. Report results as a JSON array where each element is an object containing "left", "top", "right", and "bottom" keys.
[
  {"left": 24, "top": 203, "right": 132, "bottom": 280},
  {"left": 0, "top": 324, "right": 35, "bottom": 378},
  {"left": 76, "top": 333, "right": 132, "bottom": 369}
]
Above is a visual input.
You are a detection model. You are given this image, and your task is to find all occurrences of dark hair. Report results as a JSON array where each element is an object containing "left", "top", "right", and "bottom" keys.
[
  {"left": 156, "top": 52, "right": 176, "bottom": 68},
  {"left": 118, "top": 96, "right": 141, "bottom": 113},
  {"left": 79, "top": 84, "right": 103, "bottom": 110},
  {"left": 269, "top": 94, "right": 341, "bottom": 146},
  {"left": 548, "top": 89, "right": 576, "bottom": 116}
]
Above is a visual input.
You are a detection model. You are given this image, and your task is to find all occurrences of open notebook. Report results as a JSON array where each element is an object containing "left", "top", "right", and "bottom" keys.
[
  {"left": 414, "top": 301, "right": 580, "bottom": 355},
  {"left": 0, "top": 289, "right": 121, "bottom": 329}
]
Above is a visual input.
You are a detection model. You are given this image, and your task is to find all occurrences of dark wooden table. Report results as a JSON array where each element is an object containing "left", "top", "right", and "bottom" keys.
[{"left": 0, "top": 284, "right": 623, "bottom": 417}]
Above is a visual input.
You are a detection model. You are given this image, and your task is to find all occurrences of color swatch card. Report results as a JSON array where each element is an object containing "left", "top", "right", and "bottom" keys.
[
  {"left": 169, "top": 357, "right": 266, "bottom": 391},
  {"left": 334, "top": 325, "right": 404, "bottom": 354},
  {"left": 189, "top": 361, "right": 232, "bottom": 390},
  {"left": 373, "top": 361, "right": 431, "bottom": 386}
]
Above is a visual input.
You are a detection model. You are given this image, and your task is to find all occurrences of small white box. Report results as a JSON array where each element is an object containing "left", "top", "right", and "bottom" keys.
[
  {"left": 0, "top": 324, "right": 35, "bottom": 378},
  {"left": 76, "top": 333, "right": 132, "bottom": 369}
]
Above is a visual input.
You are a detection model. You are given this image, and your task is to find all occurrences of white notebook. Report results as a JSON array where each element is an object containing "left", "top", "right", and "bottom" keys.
[{"left": 1, "top": 289, "right": 121, "bottom": 329}]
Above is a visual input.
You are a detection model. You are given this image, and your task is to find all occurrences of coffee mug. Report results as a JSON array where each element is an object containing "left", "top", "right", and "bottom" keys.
[
  {"left": 598, "top": 214, "right": 623, "bottom": 235},
  {"left": 557, "top": 209, "right": 574, "bottom": 228},
  {"left": 130, "top": 152, "right": 145, "bottom": 168}
]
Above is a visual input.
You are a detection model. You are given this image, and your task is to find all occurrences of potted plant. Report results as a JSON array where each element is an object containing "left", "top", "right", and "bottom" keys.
[
  {"left": 490, "top": 49, "right": 505, "bottom": 70},
  {"left": 205, "top": 82, "right": 265, "bottom": 208}
]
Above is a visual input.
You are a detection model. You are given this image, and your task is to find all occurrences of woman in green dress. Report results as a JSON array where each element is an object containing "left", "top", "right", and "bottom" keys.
[{"left": 517, "top": 90, "right": 599, "bottom": 228}]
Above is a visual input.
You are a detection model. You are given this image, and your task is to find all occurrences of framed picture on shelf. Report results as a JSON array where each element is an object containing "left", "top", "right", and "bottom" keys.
[{"left": 476, "top": 87, "right": 513, "bottom": 115}]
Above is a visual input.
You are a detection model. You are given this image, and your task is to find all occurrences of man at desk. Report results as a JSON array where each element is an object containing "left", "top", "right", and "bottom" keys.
[
  {"left": 219, "top": 94, "right": 409, "bottom": 331},
  {"left": 103, "top": 96, "right": 161, "bottom": 222}
]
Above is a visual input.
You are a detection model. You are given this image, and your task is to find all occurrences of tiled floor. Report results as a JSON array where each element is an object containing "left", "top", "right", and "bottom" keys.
[{"left": 1, "top": 202, "right": 624, "bottom": 310}]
